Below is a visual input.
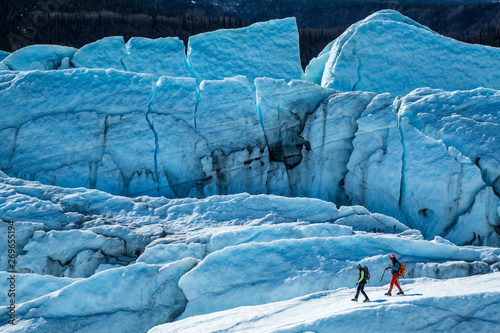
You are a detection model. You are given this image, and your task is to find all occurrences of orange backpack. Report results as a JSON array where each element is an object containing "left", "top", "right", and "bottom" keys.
[{"left": 398, "top": 262, "right": 405, "bottom": 276}]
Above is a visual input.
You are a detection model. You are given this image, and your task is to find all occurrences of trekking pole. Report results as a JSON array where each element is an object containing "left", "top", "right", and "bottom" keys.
[{"left": 380, "top": 269, "right": 386, "bottom": 283}]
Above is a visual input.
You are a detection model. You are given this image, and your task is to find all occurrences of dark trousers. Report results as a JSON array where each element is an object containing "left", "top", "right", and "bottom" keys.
[{"left": 355, "top": 281, "right": 368, "bottom": 299}]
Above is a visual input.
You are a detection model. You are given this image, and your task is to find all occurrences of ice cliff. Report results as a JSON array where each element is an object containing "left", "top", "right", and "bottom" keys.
[
  {"left": 306, "top": 10, "right": 500, "bottom": 95},
  {"left": 1, "top": 70, "right": 498, "bottom": 246}
]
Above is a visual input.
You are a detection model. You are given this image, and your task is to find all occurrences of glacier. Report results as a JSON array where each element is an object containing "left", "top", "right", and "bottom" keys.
[
  {"left": 1, "top": 172, "right": 500, "bottom": 332},
  {"left": 1, "top": 69, "right": 498, "bottom": 246},
  {"left": 1, "top": 9, "right": 500, "bottom": 332},
  {"left": 150, "top": 274, "right": 500, "bottom": 333},
  {"left": 1, "top": 45, "right": 77, "bottom": 71},
  {"left": 306, "top": 10, "right": 500, "bottom": 95}
]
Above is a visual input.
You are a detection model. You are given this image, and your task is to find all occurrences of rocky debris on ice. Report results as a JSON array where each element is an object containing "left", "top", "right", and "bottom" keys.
[{"left": 1, "top": 172, "right": 499, "bottom": 332}]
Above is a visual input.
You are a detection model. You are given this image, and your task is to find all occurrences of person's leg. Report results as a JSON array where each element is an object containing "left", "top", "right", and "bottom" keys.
[
  {"left": 394, "top": 276, "right": 402, "bottom": 291},
  {"left": 360, "top": 282, "right": 369, "bottom": 300},
  {"left": 354, "top": 283, "right": 362, "bottom": 299},
  {"left": 389, "top": 274, "right": 397, "bottom": 292}
]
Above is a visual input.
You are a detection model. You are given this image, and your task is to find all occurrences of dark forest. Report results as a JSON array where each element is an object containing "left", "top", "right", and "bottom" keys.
[{"left": 2, "top": 0, "right": 499, "bottom": 68}]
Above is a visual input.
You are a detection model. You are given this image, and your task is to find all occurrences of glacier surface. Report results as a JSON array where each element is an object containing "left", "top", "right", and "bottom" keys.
[
  {"left": 2, "top": 45, "right": 77, "bottom": 71},
  {"left": 1, "top": 173, "right": 500, "bottom": 331},
  {"left": 306, "top": 10, "right": 500, "bottom": 95},
  {"left": 1, "top": 68, "right": 497, "bottom": 246},
  {"left": 1, "top": 173, "right": 500, "bottom": 332},
  {"left": 1, "top": 9, "right": 500, "bottom": 332}
]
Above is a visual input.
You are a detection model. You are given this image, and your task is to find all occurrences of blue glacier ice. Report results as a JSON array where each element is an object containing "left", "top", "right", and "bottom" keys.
[
  {"left": 306, "top": 10, "right": 500, "bottom": 95},
  {"left": 1, "top": 45, "right": 77, "bottom": 71},
  {"left": 122, "top": 37, "right": 191, "bottom": 79},
  {"left": 0, "top": 9, "right": 500, "bottom": 333},
  {"left": 0, "top": 50, "right": 10, "bottom": 62},
  {"left": 151, "top": 273, "right": 500, "bottom": 333},
  {"left": 1, "top": 172, "right": 499, "bottom": 332},
  {"left": 0, "top": 68, "right": 498, "bottom": 246},
  {"left": 187, "top": 17, "right": 303, "bottom": 82},
  {"left": 71, "top": 36, "right": 126, "bottom": 70}
]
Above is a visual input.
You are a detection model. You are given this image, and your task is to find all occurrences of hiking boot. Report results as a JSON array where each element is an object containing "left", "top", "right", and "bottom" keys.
[
  {"left": 384, "top": 292, "right": 391, "bottom": 296},
  {"left": 397, "top": 290, "right": 404, "bottom": 295},
  {"left": 363, "top": 298, "right": 370, "bottom": 302},
  {"left": 351, "top": 298, "right": 358, "bottom": 302}
]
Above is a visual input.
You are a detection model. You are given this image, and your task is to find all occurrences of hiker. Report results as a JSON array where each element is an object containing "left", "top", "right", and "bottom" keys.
[
  {"left": 352, "top": 264, "right": 370, "bottom": 302},
  {"left": 384, "top": 254, "right": 404, "bottom": 296}
]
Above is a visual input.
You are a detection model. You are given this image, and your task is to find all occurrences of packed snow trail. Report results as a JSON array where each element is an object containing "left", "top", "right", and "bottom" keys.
[{"left": 149, "top": 273, "right": 500, "bottom": 333}]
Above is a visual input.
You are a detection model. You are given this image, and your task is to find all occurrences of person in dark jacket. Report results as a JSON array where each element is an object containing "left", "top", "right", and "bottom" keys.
[
  {"left": 384, "top": 254, "right": 404, "bottom": 296},
  {"left": 352, "top": 264, "right": 370, "bottom": 302}
]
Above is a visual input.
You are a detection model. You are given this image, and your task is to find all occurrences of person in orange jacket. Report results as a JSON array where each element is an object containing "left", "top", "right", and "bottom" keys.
[{"left": 384, "top": 254, "right": 404, "bottom": 296}]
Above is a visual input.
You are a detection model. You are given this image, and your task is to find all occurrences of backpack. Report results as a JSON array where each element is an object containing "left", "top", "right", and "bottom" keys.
[
  {"left": 362, "top": 266, "right": 370, "bottom": 282},
  {"left": 398, "top": 262, "right": 405, "bottom": 276}
]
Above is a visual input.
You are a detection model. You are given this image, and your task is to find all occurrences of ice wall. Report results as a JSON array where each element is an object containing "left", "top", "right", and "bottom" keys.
[
  {"left": 0, "top": 17, "right": 304, "bottom": 83},
  {"left": 71, "top": 36, "right": 126, "bottom": 70},
  {"left": 0, "top": 69, "right": 498, "bottom": 246},
  {"left": 2, "top": 45, "right": 77, "bottom": 71},
  {"left": 122, "top": 37, "right": 191, "bottom": 79},
  {"left": 0, "top": 69, "right": 157, "bottom": 197},
  {"left": 187, "top": 17, "right": 303, "bottom": 82},
  {"left": 306, "top": 10, "right": 500, "bottom": 95}
]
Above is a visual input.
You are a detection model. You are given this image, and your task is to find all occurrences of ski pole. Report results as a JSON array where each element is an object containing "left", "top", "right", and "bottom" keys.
[{"left": 380, "top": 269, "right": 386, "bottom": 283}]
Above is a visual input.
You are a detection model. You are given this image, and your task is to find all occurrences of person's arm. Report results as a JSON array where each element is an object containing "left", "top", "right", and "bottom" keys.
[{"left": 357, "top": 270, "right": 364, "bottom": 283}]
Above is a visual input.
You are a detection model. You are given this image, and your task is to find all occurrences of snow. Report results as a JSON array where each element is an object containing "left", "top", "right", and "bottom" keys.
[
  {"left": 176, "top": 230, "right": 500, "bottom": 317},
  {"left": 308, "top": 10, "right": 500, "bottom": 95},
  {"left": 1, "top": 45, "right": 77, "bottom": 71},
  {"left": 345, "top": 93, "right": 403, "bottom": 219},
  {"left": 71, "top": 36, "right": 126, "bottom": 70},
  {"left": 0, "top": 173, "right": 499, "bottom": 331},
  {"left": 0, "top": 69, "right": 156, "bottom": 196},
  {"left": 1, "top": 259, "right": 197, "bottom": 333},
  {"left": 187, "top": 18, "right": 303, "bottom": 82},
  {"left": 150, "top": 273, "right": 500, "bottom": 333},
  {"left": 122, "top": 37, "right": 191, "bottom": 79}
]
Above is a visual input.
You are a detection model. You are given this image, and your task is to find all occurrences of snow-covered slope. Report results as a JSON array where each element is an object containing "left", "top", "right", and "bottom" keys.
[
  {"left": 150, "top": 273, "right": 500, "bottom": 333},
  {"left": 306, "top": 10, "right": 500, "bottom": 95},
  {"left": 1, "top": 172, "right": 499, "bottom": 332}
]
